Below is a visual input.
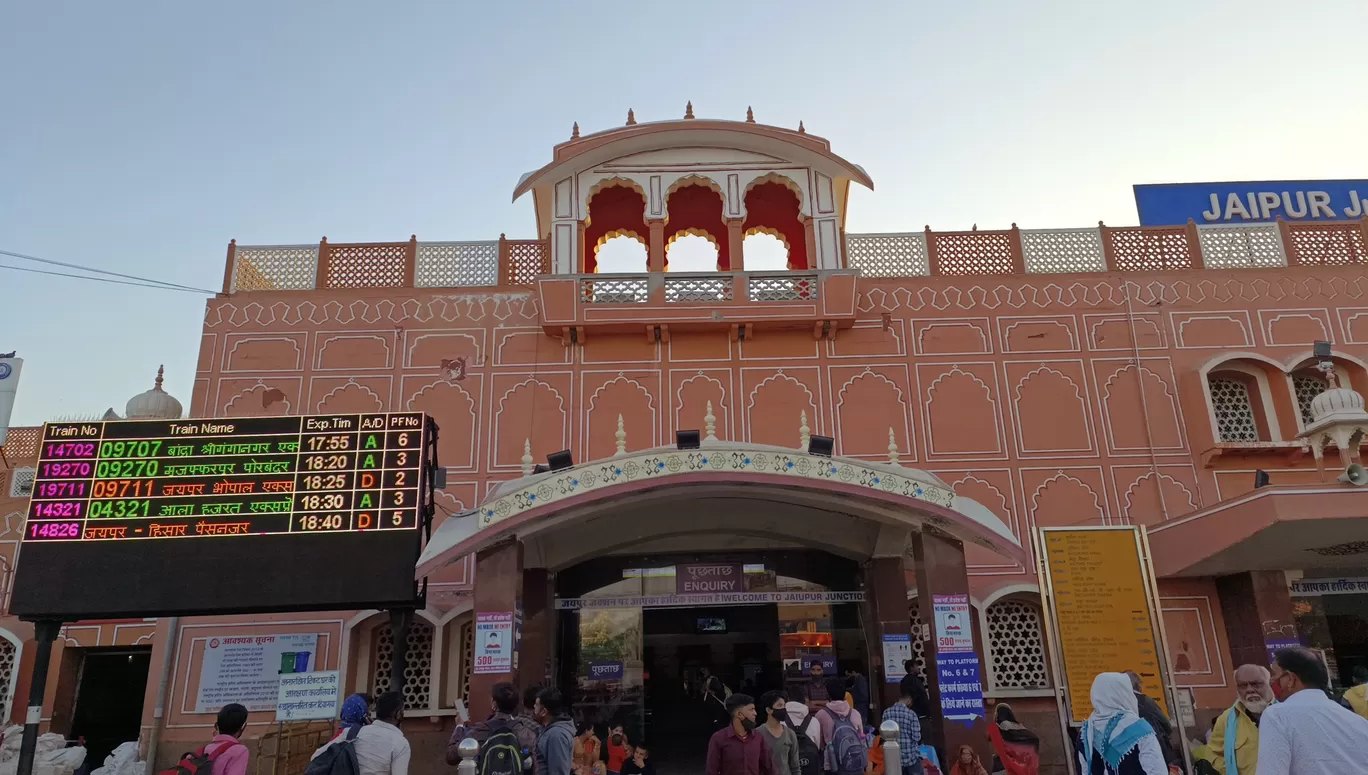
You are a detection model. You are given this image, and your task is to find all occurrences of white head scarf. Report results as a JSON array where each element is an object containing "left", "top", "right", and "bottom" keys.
[{"left": 1082, "top": 673, "right": 1155, "bottom": 771}]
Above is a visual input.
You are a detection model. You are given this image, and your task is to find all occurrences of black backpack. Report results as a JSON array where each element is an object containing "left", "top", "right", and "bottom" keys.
[
  {"left": 161, "top": 743, "right": 243, "bottom": 775},
  {"left": 478, "top": 719, "right": 525, "bottom": 775},
  {"left": 304, "top": 726, "right": 362, "bottom": 775},
  {"left": 787, "top": 715, "right": 821, "bottom": 775}
]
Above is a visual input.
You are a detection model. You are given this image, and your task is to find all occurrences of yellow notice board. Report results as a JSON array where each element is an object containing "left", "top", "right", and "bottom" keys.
[{"left": 1041, "top": 527, "right": 1169, "bottom": 723}]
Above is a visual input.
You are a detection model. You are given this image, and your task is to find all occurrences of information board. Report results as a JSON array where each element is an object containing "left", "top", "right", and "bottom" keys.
[
  {"left": 1040, "top": 527, "right": 1169, "bottom": 723},
  {"left": 11, "top": 413, "right": 436, "bottom": 619},
  {"left": 196, "top": 633, "right": 319, "bottom": 712}
]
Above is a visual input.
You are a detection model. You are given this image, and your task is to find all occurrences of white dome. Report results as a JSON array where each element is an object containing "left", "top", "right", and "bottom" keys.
[
  {"left": 125, "top": 366, "right": 183, "bottom": 420},
  {"left": 1310, "top": 385, "right": 1365, "bottom": 423}
]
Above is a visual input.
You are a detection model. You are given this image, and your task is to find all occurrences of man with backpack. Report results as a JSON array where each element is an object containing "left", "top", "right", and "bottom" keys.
[
  {"left": 783, "top": 688, "right": 822, "bottom": 775},
  {"left": 447, "top": 683, "right": 538, "bottom": 774},
  {"left": 814, "top": 678, "right": 866, "bottom": 775},
  {"left": 164, "top": 704, "right": 250, "bottom": 775}
]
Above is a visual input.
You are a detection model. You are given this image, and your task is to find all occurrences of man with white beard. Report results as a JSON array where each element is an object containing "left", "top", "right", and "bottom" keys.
[{"left": 1205, "top": 665, "right": 1274, "bottom": 774}]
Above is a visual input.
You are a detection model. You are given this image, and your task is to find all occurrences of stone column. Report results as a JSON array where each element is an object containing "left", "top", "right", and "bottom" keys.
[
  {"left": 865, "top": 556, "right": 909, "bottom": 716},
  {"left": 1215, "top": 571, "right": 1298, "bottom": 668},
  {"left": 726, "top": 219, "right": 745, "bottom": 271},
  {"left": 469, "top": 539, "right": 524, "bottom": 721},
  {"left": 519, "top": 568, "right": 553, "bottom": 693},
  {"left": 913, "top": 530, "right": 991, "bottom": 765},
  {"left": 648, "top": 220, "right": 666, "bottom": 273}
]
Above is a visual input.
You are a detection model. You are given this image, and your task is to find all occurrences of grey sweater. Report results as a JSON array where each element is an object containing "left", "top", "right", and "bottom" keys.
[
  {"left": 538, "top": 717, "right": 576, "bottom": 775},
  {"left": 762, "top": 723, "right": 801, "bottom": 775}
]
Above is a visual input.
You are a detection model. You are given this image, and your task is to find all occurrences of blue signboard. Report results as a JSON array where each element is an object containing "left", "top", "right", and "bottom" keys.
[
  {"left": 588, "top": 661, "right": 623, "bottom": 681},
  {"left": 800, "top": 654, "right": 839, "bottom": 674},
  {"left": 934, "top": 653, "right": 985, "bottom": 727},
  {"left": 1134, "top": 180, "right": 1368, "bottom": 226}
]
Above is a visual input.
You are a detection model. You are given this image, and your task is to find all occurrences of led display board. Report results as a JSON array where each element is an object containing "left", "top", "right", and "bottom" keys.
[{"left": 10, "top": 412, "right": 436, "bottom": 619}]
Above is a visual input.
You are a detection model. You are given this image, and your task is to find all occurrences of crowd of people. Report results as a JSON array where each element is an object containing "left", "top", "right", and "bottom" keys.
[
  {"left": 175, "top": 646, "right": 1368, "bottom": 775},
  {"left": 1076, "top": 647, "right": 1368, "bottom": 775}
]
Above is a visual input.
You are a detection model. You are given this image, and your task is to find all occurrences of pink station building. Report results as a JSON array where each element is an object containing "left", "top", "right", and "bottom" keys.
[{"left": 2, "top": 111, "right": 1368, "bottom": 772}]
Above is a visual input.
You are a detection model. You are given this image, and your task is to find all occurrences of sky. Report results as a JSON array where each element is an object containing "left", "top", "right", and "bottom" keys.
[{"left": 3, "top": 0, "right": 1367, "bottom": 425}]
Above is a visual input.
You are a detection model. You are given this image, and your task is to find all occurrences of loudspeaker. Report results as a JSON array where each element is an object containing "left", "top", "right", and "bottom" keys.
[
  {"left": 546, "top": 450, "right": 574, "bottom": 471},
  {"left": 807, "top": 435, "right": 835, "bottom": 458},
  {"left": 1338, "top": 463, "right": 1368, "bottom": 486},
  {"left": 676, "top": 430, "right": 701, "bottom": 450}
]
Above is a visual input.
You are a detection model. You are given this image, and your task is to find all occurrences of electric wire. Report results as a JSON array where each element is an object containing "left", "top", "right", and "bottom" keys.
[
  {"left": 0, "top": 263, "right": 213, "bottom": 294},
  {"left": 0, "top": 248, "right": 218, "bottom": 294}
]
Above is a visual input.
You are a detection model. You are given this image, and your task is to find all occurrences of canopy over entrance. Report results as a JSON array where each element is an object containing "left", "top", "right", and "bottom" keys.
[
  {"left": 1149, "top": 485, "right": 1368, "bottom": 577},
  {"left": 416, "top": 442, "right": 1024, "bottom": 577}
]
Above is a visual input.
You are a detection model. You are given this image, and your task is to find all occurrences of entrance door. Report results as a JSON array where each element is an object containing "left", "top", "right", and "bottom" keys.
[
  {"left": 643, "top": 605, "right": 781, "bottom": 774},
  {"left": 69, "top": 648, "right": 153, "bottom": 767}
]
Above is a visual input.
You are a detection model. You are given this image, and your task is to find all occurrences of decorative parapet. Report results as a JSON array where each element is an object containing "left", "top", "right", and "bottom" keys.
[{"left": 219, "top": 218, "right": 1368, "bottom": 293}]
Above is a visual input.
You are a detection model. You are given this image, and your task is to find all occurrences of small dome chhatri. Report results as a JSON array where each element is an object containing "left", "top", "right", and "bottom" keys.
[
  {"left": 1310, "top": 384, "right": 1365, "bottom": 423},
  {"left": 124, "top": 365, "right": 183, "bottom": 420}
]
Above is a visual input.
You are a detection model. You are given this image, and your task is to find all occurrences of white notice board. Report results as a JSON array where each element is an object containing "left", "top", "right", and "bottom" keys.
[{"left": 196, "top": 633, "right": 319, "bottom": 713}]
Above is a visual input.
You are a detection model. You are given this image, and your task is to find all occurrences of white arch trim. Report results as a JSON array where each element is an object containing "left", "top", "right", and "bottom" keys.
[
  {"left": 1282, "top": 349, "right": 1368, "bottom": 373},
  {"left": 981, "top": 583, "right": 1042, "bottom": 609},
  {"left": 1196, "top": 351, "right": 1287, "bottom": 379}
]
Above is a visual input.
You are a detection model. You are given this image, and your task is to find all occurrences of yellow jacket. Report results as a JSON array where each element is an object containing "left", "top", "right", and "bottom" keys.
[
  {"left": 1345, "top": 684, "right": 1368, "bottom": 719},
  {"left": 1207, "top": 703, "right": 1260, "bottom": 775}
]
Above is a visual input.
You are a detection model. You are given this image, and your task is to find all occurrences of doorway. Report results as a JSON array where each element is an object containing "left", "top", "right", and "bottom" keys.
[
  {"left": 69, "top": 648, "right": 153, "bottom": 767},
  {"left": 643, "top": 605, "right": 780, "bottom": 771}
]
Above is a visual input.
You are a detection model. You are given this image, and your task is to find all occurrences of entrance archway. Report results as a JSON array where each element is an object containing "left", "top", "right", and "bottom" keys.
[{"left": 419, "top": 441, "right": 1024, "bottom": 770}]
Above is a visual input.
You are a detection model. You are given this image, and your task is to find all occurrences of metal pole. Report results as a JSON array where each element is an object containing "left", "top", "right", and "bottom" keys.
[
  {"left": 879, "top": 720, "right": 900, "bottom": 772},
  {"left": 388, "top": 609, "right": 413, "bottom": 695},
  {"left": 17, "top": 620, "right": 62, "bottom": 775},
  {"left": 456, "top": 738, "right": 479, "bottom": 775}
]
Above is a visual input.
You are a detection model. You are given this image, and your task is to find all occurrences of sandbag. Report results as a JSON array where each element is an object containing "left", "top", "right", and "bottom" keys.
[
  {"left": 90, "top": 742, "right": 143, "bottom": 775},
  {"left": 0, "top": 726, "right": 87, "bottom": 775}
]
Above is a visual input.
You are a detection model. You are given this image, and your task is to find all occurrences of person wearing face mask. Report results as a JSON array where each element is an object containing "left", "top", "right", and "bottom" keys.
[
  {"left": 706, "top": 693, "right": 774, "bottom": 775},
  {"left": 1256, "top": 647, "right": 1368, "bottom": 775},
  {"left": 760, "top": 691, "right": 800, "bottom": 775},
  {"left": 1200, "top": 665, "right": 1273, "bottom": 775},
  {"left": 446, "top": 682, "right": 539, "bottom": 772},
  {"left": 534, "top": 688, "right": 576, "bottom": 775},
  {"left": 604, "top": 723, "right": 630, "bottom": 775}
]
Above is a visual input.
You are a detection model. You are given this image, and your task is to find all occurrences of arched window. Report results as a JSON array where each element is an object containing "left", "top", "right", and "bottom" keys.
[
  {"left": 1292, "top": 372, "right": 1329, "bottom": 426},
  {"left": 664, "top": 182, "right": 729, "bottom": 270},
  {"left": 984, "top": 598, "right": 1048, "bottom": 690},
  {"left": 595, "top": 232, "right": 648, "bottom": 273},
  {"left": 742, "top": 230, "right": 790, "bottom": 270},
  {"left": 371, "top": 619, "right": 435, "bottom": 710},
  {"left": 666, "top": 232, "right": 720, "bottom": 272},
  {"left": 458, "top": 617, "right": 475, "bottom": 706},
  {"left": 743, "top": 178, "right": 807, "bottom": 269},
  {"left": 584, "top": 183, "right": 648, "bottom": 274},
  {"left": 1208, "top": 375, "right": 1261, "bottom": 442}
]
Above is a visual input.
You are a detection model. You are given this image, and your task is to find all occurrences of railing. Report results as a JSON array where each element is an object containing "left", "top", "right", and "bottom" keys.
[
  {"left": 221, "top": 219, "right": 1368, "bottom": 293},
  {"left": 576, "top": 271, "right": 824, "bottom": 305},
  {"left": 225, "top": 235, "right": 549, "bottom": 293}
]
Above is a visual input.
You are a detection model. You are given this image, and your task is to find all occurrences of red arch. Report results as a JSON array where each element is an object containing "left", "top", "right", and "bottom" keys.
[
  {"left": 666, "top": 185, "right": 729, "bottom": 271},
  {"left": 743, "top": 181, "right": 806, "bottom": 269},
  {"left": 584, "top": 185, "right": 648, "bottom": 273}
]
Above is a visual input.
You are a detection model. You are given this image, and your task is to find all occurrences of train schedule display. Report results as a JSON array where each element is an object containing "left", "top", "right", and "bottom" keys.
[{"left": 10, "top": 412, "right": 436, "bottom": 619}]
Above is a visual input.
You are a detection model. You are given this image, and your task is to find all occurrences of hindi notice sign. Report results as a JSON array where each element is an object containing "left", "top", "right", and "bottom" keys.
[
  {"left": 276, "top": 670, "right": 340, "bottom": 721},
  {"left": 676, "top": 564, "right": 742, "bottom": 594},
  {"left": 932, "top": 594, "right": 974, "bottom": 653},
  {"left": 474, "top": 612, "right": 514, "bottom": 674},
  {"left": 588, "top": 661, "right": 624, "bottom": 681},
  {"left": 882, "top": 634, "right": 912, "bottom": 684},
  {"left": 1041, "top": 527, "right": 1169, "bottom": 722},
  {"left": 196, "top": 633, "right": 319, "bottom": 712}
]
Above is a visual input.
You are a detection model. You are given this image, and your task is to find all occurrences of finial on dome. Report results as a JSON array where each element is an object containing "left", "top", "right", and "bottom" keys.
[
  {"left": 626, "top": 109, "right": 636, "bottom": 126},
  {"left": 704, "top": 401, "right": 717, "bottom": 442},
  {"left": 888, "top": 428, "right": 900, "bottom": 466},
  {"left": 799, "top": 410, "right": 811, "bottom": 450},
  {"left": 571, "top": 122, "right": 580, "bottom": 140},
  {"left": 615, "top": 414, "right": 627, "bottom": 457},
  {"left": 746, "top": 106, "right": 755, "bottom": 123},
  {"left": 684, "top": 101, "right": 695, "bottom": 120},
  {"left": 154, "top": 364, "right": 165, "bottom": 391},
  {"left": 797, "top": 121, "right": 806, "bottom": 134}
]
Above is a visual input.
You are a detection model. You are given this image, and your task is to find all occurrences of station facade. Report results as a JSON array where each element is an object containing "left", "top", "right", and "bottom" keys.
[{"left": 2, "top": 110, "right": 1368, "bottom": 771}]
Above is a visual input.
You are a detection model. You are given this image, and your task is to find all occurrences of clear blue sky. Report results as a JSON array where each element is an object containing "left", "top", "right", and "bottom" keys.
[{"left": 3, "top": 0, "right": 1366, "bottom": 425}]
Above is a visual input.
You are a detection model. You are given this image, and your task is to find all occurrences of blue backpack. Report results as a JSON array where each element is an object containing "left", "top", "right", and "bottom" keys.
[{"left": 822, "top": 710, "right": 867, "bottom": 775}]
